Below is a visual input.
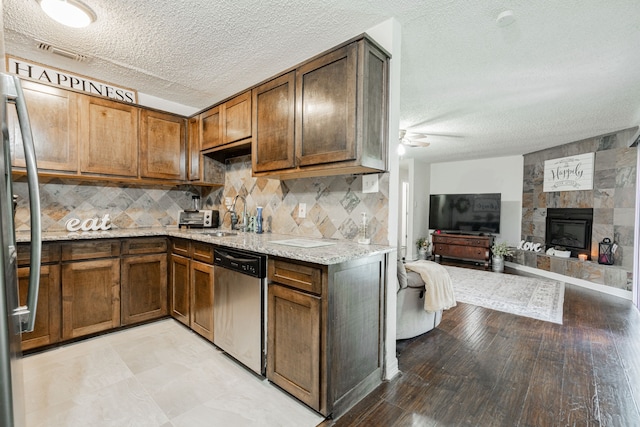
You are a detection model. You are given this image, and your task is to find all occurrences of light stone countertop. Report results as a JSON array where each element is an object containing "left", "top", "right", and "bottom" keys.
[{"left": 16, "top": 227, "right": 395, "bottom": 265}]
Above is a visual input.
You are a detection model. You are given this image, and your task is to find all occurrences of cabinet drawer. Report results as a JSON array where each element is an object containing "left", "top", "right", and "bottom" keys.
[
  {"left": 61, "top": 240, "right": 120, "bottom": 261},
  {"left": 122, "top": 237, "right": 168, "bottom": 255},
  {"left": 171, "top": 238, "right": 191, "bottom": 258},
  {"left": 268, "top": 258, "right": 323, "bottom": 295},
  {"left": 191, "top": 242, "right": 214, "bottom": 264},
  {"left": 436, "top": 244, "right": 488, "bottom": 260},
  {"left": 433, "top": 235, "right": 491, "bottom": 248},
  {"left": 17, "top": 242, "right": 61, "bottom": 266}
]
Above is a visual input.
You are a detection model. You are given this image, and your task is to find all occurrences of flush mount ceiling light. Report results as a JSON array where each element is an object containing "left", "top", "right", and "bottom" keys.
[
  {"left": 39, "top": 0, "right": 97, "bottom": 28},
  {"left": 496, "top": 10, "right": 516, "bottom": 27}
]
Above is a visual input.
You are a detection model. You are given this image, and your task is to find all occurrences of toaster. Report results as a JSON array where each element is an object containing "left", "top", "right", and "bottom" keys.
[{"left": 178, "top": 210, "right": 219, "bottom": 228}]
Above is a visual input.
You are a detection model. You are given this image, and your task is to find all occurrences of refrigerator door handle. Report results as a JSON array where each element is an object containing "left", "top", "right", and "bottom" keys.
[{"left": 3, "top": 74, "right": 41, "bottom": 333}]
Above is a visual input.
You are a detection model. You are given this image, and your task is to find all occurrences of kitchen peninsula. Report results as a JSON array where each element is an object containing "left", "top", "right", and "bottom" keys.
[{"left": 16, "top": 228, "right": 392, "bottom": 418}]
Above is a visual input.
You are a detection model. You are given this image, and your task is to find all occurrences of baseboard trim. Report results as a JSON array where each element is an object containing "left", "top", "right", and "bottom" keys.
[
  {"left": 384, "top": 357, "right": 399, "bottom": 381},
  {"left": 505, "top": 261, "right": 632, "bottom": 300}
]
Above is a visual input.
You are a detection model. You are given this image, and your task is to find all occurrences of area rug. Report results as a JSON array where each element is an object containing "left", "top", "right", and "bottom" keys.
[{"left": 443, "top": 265, "right": 565, "bottom": 324}]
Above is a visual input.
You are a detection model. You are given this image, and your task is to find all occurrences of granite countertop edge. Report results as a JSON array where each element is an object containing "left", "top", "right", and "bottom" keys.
[{"left": 16, "top": 227, "right": 395, "bottom": 265}]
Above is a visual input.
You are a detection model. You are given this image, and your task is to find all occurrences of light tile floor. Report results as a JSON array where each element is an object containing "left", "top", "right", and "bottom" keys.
[{"left": 21, "top": 319, "right": 325, "bottom": 427}]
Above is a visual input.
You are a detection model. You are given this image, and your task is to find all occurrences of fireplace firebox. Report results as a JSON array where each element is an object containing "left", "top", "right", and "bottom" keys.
[{"left": 545, "top": 208, "right": 593, "bottom": 259}]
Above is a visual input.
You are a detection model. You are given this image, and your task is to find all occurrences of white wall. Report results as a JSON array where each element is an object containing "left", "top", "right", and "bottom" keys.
[
  {"left": 399, "top": 161, "right": 410, "bottom": 258},
  {"left": 412, "top": 158, "right": 431, "bottom": 252},
  {"left": 429, "top": 155, "right": 523, "bottom": 246}
]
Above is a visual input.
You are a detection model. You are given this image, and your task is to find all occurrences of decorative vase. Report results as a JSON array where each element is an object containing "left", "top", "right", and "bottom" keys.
[
  {"left": 418, "top": 248, "right": 428, "bottom": 260},
  {"left": 492, "top": 255, "right": 504, "bottom": 273}
]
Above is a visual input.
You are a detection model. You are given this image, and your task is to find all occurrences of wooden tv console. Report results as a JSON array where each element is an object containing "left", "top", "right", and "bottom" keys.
[{"left": 432, "top": 233, "right": 494, "bottom": 268}]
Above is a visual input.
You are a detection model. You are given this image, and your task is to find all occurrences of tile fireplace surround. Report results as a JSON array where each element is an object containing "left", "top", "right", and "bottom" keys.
[{"left": 518, "top": 127, "right": 637, "bottom": 292}]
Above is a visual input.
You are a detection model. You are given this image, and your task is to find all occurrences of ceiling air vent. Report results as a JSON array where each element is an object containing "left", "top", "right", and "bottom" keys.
[{"left": 35, "top": 40, "right": 88, "bottom": 62}]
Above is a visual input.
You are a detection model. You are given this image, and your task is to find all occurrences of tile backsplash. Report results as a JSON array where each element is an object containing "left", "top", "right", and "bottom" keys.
[
  {"left": 13, "top": 177, "right": 198, "bottom": 232},
  {"left": 14, "top": 156, "right": 390, "bottom": 245},
  {"left": 202, "top": 156, "right": 390, "bottom": 245}
]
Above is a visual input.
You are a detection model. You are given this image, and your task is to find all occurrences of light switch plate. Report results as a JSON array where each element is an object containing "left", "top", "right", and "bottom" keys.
[
  {"left": 362, "top": 174, "right": 379, "bottom": 193},
  {"left": 299, "top": 203, "right": 307, "bottom": 218},
  {"left": 225, "top": 197, "right": 233, "bottom": 208}
]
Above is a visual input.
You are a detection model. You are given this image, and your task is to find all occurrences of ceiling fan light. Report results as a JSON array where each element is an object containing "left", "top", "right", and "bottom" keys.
[
  {"left": 397, "top": 143, "right": 406, "bottom": 156},
  {"left": 39, "top": 0, "right": 96, "bottom": 28}
]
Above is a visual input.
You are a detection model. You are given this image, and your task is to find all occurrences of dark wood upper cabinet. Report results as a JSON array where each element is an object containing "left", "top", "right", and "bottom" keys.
[
  {"left": 223, "top": 90, "right": 252, "bottom": 144},
  {"left": 200, "top": 90, "right": 251, "bottom": 151},
  {"left": 140, "top": 110, "right": 186, "bottom": 180},
  {"left": 8, "top": 80, "right": 79, "bottom": 173},
  {"left": 252, "top": 71, "right": 296, "bottom": 172},
  {"left": 187, "top": 117, "right": 201, "bottom": 180},
  {"left": 200, "top": 105, "right": 222, "bottom": 150},
  {"left": 252, "top": 35, "right": 389, "bottom": 178},
  {"left": 78, "top": 96, "right": 139, "bottom": 177},
  {"left": 296, "top": 42, "right": 357, "bottom": 167}
]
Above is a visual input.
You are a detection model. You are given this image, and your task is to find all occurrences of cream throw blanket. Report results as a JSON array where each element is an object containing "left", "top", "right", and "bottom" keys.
[{"left": 405, "top": 260, "right": 457, "bottom": 312}]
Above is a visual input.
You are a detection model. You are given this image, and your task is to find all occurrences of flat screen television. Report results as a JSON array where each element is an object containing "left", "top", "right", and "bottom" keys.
[{"left": 429, "top": 193, "right": 501, "bottom": 234}]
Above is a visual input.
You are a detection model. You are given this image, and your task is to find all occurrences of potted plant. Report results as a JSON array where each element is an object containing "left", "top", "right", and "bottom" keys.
[
  {"left": 416, "top": 237, "right": 430, "bottom": 260},
  {"left": 491, "top": 241, "right": 513, "bottom": 273}
]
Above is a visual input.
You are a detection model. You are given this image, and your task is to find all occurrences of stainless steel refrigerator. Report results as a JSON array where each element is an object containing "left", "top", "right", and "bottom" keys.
[{"left": 0, "top": 70, "right": 42, "bottom": 425}]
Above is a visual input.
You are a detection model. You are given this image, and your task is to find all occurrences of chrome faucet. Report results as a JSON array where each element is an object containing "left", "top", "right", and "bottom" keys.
[{"left": 230, "top": 195, "right": 247, "bottom": 231}]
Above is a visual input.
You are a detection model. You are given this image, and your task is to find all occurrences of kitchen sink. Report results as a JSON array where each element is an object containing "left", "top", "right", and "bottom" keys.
[{"left": 202, "top": 230, "right": 237, "bottom": 237}]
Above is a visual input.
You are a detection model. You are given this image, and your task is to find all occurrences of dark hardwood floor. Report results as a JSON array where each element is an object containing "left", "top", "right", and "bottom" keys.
[{"left": 322, "top": 268, "right": 640, "bottom": 426}]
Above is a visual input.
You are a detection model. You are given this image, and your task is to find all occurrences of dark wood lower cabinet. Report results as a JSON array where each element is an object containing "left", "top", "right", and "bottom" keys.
[
  {"left": 268, "top": 284, "right": 321, "bottom": 409},
  {"left": 190, "top": 261, "right": 214, "bottom": 342},
  {"left": 121, "top": 253, "right": 168, "bottom": 325},
  {"left": 169, "top": 239, "right": 215, "bottom": 341},
  {"left": 18, "top": 265, "right": 61, "bottom": 351},
  {"left": 170, "top": 254, "right": 190, "bottom": 326},
  {"left": 61, "top": 258, "right": 120, "bottom": 340},
  {"left": 267, "top": 254, "right": 386, "bottom": 418}
]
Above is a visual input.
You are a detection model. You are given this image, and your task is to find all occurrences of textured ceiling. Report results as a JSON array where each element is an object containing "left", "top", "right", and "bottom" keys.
[{"left": 4, "top": 0, "right": 640, "bottom": 164}]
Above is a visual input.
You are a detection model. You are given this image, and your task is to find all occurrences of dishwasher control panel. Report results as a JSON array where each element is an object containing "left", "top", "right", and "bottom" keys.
[{"left": 213, "top": 247, "right": 266, "bottom": 278}]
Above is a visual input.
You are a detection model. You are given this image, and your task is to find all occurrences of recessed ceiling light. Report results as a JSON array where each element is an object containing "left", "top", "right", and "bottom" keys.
[{"left": 38, "top": 0, "right": 97, "bottom": 28}]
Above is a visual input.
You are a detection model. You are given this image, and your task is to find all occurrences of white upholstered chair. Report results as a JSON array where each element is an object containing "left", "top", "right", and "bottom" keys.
[{"left": 396, "top": 259, "right": 443, "bottom": 340}]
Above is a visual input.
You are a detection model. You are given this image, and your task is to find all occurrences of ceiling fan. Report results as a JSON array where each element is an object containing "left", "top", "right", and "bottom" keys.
[
  {"left": 399, "top": 129, "right": 430, "bottom": 147},
  {"left": 398, "top": 130, "right": 430, "bottom": 155}
]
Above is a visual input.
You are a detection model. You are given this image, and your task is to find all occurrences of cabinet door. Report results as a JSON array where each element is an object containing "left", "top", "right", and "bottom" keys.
[
  {"left": 8, "top": 80, "right": 78, "bottom": 173},
  {"left": 78, "top": 96, "right": 139, "bottom": 177},
  {"left": 170, "top": 254, "right": 190, "bottom": 326},
  {"left": 295, "top": 42, "right": 357, "bottom": 166},
  {"left": 267, "top": 284, "right": 321, "bottom": 410},
  {"left": 121, "top": 254, "right": 168, "bottom": 325},
  {"left": 19, "top": 265, "right": 61, "bottom": 350},
  {"left": 200, "top": 106, "right": 222, "bottom": 150},
  {"left": 252, "top": 72, "right": 296, "bottom": 172},
  {"left": 223, "top": 91, "right": 251, "bottom": 144},
  {"left": 359, "top": 40, "right": 388, "bottom": 171},
  {"left": 190, "top": 261, "right": 214, "bottom": 342},
  {"left": 187, "top": 117, "right": 201, "bottom": 181},
  {"left": 140, "top": 110, "right": 186, "bottom": 180},
  {"left": 61, "top": 258, "right": 120, "bottom": 339}
]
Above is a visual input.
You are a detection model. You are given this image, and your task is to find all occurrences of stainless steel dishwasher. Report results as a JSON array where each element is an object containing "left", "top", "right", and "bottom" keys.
[{"left": 213, "top": 247, "right": 267, "bottom": 375}]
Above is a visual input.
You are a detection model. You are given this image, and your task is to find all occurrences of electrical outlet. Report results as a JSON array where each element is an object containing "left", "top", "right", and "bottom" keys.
[
  {"left": 225, "top": 197, "right": 233, "bottom": 208},
  {"left": 299, "top": 203, "right": 307, "bottom": 218},
  {"left": 362, "top": 174, "right": 379, "bottom": 193}
]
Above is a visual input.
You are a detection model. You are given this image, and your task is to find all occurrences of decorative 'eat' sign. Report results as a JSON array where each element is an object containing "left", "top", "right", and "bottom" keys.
[{"left": 66, "top": 214, "right": 112, "bottom": 232}]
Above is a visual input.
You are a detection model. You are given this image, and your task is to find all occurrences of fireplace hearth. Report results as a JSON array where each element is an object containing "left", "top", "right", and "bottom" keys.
[{"left": 545, "top": 208, "right": 593, "bottom": 259}]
